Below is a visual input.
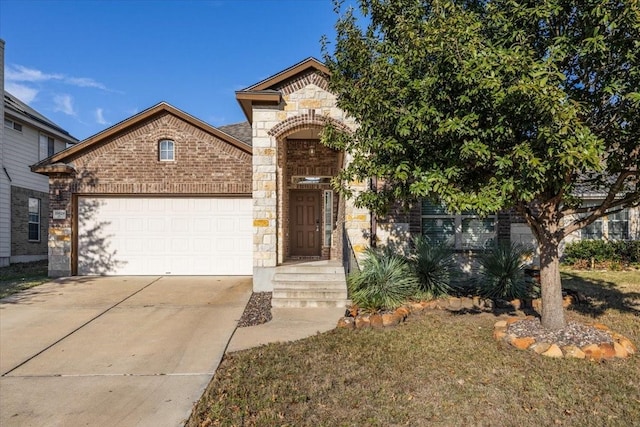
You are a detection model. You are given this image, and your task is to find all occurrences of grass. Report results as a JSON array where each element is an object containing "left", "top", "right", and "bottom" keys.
[
  {"left": 189, "top": 270, "right": 640, "bottom": 427},
  {"left": 0, "top": 260, "right": 49, "bottom": 299}
]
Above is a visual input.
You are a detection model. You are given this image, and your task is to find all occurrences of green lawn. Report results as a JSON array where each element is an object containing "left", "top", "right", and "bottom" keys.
[
  {"left": 189, "top": 270, "right": 640, "bottom": 427},
  {"left": 0, "top": 260, "right": 49, "bottom": 299}
]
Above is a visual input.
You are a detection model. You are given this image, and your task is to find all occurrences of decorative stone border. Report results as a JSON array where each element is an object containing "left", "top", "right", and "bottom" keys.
[
  {"left": 336, "top": 297, "right": 494, "bottom": 330},
  {"left": 336, "top": 290, "right": 587, "bottom": 331},
  {"left": 493, "top": 317, "right": 637, "bottom": 360}
]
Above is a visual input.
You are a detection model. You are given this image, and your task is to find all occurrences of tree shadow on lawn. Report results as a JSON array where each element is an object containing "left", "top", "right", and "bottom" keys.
[
  {"left": 560, "top": 272, "right": 640, "bottom": 319},
  {"left": 444, "top": 272, "right": 639, "bottom": 321}
]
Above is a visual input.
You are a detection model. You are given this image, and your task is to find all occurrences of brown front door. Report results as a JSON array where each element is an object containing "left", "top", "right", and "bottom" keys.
[{"left": 289, "top": 190, "right": 321, "bottom": 257}]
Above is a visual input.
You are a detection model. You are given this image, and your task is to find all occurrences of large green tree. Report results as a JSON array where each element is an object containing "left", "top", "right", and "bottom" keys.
[{"left": 322, "top": 0, "right": 640, "bottom": 329}]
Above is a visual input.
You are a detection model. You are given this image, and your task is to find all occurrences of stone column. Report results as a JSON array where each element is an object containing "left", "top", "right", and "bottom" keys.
[{"left": 252, "top": 107, "right": 279, "bottom": 291}]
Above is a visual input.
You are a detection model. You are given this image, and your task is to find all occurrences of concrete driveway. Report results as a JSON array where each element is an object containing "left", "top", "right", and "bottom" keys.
[{"left": 0, "top": 275, "right": 251, "bottom": 426}]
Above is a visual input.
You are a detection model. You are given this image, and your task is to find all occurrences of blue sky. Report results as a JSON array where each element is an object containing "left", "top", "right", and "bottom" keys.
[{"left": 1, "top": 0, "right": 349, "bottom": 140}]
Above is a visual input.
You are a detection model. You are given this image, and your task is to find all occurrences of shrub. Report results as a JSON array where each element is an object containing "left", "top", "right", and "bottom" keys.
[
  {"left": 562, "top": 240, "right": 640, "bottom": 267},
  {"left": 406, "top": 236, "right": 456, "bottom": 299},
  {"left": 348, "top": 248, "right": 418, "bottom": 312},
  {"left": 479, "top": 243, "right": 532, "bottom": 300}
]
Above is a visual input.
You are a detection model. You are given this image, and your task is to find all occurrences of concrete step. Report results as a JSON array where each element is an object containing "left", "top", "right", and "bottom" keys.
[
  {"left": 273, "top": 281, "right": 347, "bottom": 290},
  {"left": 272, "top": 262, "right": 349, "bottom": 308},
  {"left": 276, "top": 265, "right": 345, "bottom": 274},
  {"left": 271, "top": 297, "right": 350, "bottom": 308},
  {"left": 273, "top": 273, "right": 345, "bottom": 282},
  {"left": 273, "top": 289, "right": 348, "bottom": 300}
]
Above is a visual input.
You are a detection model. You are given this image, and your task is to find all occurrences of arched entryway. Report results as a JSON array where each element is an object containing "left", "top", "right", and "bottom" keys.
[{"left": 269, "top": 115, "right": 349, "bottom": 263}]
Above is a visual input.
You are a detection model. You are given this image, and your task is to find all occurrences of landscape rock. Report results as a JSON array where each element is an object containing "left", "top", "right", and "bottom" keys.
[
  {"left": 408, "top": 302, "right": 425, "bottom": 313},
  {"left": 616, "top": 337, "right": 637, "bottom": 355},
  {"left": 599, "top": 343, "right": 617, "bottom": 360},
  {"left": 542, "top": 344, "right": 564, "bottom": 358},
  {"left": 370, "top": 314, "right": 384, "bottom": 328},
  {"left": 582, "top": 344, "right": 602, "bottom": 361},
  {"left": 512, "top": 337, "right": 535, "bottom": 350},
  {"left": 448, "top": 297, "right": 462, "bottom": 310},
  {"left": 530, "top": 342, "right": 552, "bottom": 354},
  {"left": 613, "top": 342, "right": 629, "bottom": 358},
  {"left": 381, "top": 313, "right": 402, "bottom": 327},
  {"left": 461, "top": 297, "right": 474, "bottom": 310},
  {"left": 494, "top": 320, "right": 508, "bottom": 328},
  {"left": 395, "top": 307, "right": 410, "bottom": 319},
  {"left": 337, "top": 317, "right": 355, "bottom": 329},
  {"left": 355, "top": 315, "right": 371, "bottom": 329},
  {"left": 562, "top": 345, "right": 586, "bottom": 359}
]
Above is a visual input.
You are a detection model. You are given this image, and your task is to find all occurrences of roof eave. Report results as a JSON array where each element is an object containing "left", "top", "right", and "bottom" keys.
[
  {"left": 40, "top": 102, "right": 252, "bottom": 167},
  {"left": 31, "top": 162, "right": 77, "bottom": 175},
  {"left": 235, "top": 91, "right": 282, "bottom": 124}
]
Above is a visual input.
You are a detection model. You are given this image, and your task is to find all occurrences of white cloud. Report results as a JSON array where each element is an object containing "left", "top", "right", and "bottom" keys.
[
  {"left": 6, "top": 63, "right": 109, "bottom": 91},
  {"left": 67, "top": 77, "right": 108, "bottom": 90},
  {"left": 95, "top": 108, "right": 109, "bottom": 125},
  {"left": 5, "top": 64, "right": 63, "bottom": 82},
  {"left": 53, "top": 94, "right": 76, "bottom": 116},
  {"left": 5, "top": 82, "right": 39, "bottom": 104}
]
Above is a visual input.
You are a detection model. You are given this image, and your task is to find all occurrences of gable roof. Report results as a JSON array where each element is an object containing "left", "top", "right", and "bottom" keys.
[
  {"left": 4, "top": 91, "right": 78, "bottom": 143},
  {"left": 218, "top": 121, "right": 252, "bottom": 145},
  {"left": 32, "top": 102, "right": 252, "bottom": 173},
  {"left": 235, "top": 57, "right": 329, "bottom": 123}
]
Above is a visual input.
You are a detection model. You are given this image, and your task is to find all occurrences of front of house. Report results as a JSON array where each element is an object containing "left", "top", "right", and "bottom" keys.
[{"left": 32, "top": 58, "right": 640, "bottom": 293}]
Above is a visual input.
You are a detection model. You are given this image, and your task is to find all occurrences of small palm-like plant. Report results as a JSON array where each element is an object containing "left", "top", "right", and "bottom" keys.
[
  {"left": 479, "top": 243, "right": 532, "bottom": 300},
  {"left": 348, "top": 248, "right": 418, "bottom": 312},
  {"left": 407, "top": 236, "right": 456, "bottom": 299}
]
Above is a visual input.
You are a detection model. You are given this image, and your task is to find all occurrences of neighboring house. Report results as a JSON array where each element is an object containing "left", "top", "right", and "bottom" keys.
[
  {"left": 32, "top": 57, "right": 639, "bottom": 291},
  {"left": 0, "top": 40, "right": 78, "bottom": 267}
]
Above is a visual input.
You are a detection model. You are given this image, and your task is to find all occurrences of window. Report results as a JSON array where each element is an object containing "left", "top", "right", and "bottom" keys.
[
  {"left": 324, "top": 190, "right": 333, "bottom": 246},
  {"left": 28, "top": 198, "right": 40, "bottom": 241},
  {"left": 39, "top": 134, "right": 55, "bottom": 160},
  {"left": 421, "top": 201, "right": 495, "bottom": 250},
  {"left": 159, "top": 139, "right": 175, "bottom": 161},
  {"left": 4, "top": 118, "right": 23, "bottom": 132},
  {"left": 581, "top": 205, "right": 629, "bottom": 240}
]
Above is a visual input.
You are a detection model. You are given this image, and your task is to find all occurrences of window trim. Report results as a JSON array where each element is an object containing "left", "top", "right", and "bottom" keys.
[
  {"left": 39, "top": 133, "right": 55, "bottom": 160},
  {"left": 4, "top": 118, "right": 23, "bottom": 132},
  {"left": 28, "top": 198, "right": 41, "bottom": 242},
  {"left": 580, "top": 202, "right": 630, "bottom": 241},
  {"left": 158, "top": 139, "right": 175, "bottom": 162},
  {"left": 421, "top": 201, "right": 496, "bottom": 250}
]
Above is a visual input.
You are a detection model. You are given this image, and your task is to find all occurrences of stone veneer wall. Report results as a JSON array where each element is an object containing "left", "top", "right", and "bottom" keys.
[{"left": 251, "top": 71, "right": 368, "bottom": 291}]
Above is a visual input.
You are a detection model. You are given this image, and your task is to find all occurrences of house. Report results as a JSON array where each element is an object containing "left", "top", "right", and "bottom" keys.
[
  {"left": 0, "top": 40, "right": 78, "bottom": 267},
  {"left": 31, "top": 57, "right": 639, "bottom": 298}
]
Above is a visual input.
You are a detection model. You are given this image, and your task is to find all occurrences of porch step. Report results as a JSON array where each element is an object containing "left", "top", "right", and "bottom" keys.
[{"left": 272, "top": 261, "right": 349, "bottom": 308}]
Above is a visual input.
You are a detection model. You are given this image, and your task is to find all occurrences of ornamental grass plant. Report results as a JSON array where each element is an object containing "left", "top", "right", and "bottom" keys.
[
  {"left": 347, "top": 247, "right": 418, "bottom": 312},
  {"left": 479, "top": 243, "right": 533, "bottom": 301}
]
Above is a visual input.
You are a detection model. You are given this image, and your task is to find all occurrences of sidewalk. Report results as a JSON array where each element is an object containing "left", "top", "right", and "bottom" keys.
[{"left": 226, "top": 307, "right": 345, "bottom": 353}]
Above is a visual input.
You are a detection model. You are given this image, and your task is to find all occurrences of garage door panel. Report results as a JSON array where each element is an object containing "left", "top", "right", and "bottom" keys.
[{"left": 78, "top": 197, "right": 252, "bottom": 275}]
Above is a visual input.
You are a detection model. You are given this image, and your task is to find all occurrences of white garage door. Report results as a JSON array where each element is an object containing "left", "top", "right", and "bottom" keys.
[{"left": 77, "top": 197, "right": 252, "bottom": 275}]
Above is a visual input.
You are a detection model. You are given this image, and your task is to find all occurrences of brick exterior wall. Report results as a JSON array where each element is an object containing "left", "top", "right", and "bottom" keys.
[
  {"left": 46, "top": 111, "right": 252, "bottom": 276},
  {"left": 10, "top": 186, "right": 49, "bottom": 257},
  {"left": 63, "top": 112, "right": 251, "bottom": 195}
]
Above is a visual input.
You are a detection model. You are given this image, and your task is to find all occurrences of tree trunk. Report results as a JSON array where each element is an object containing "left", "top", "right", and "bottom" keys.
[{"left": 538, "top": 235, "right": 566, "bottom": 330}]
